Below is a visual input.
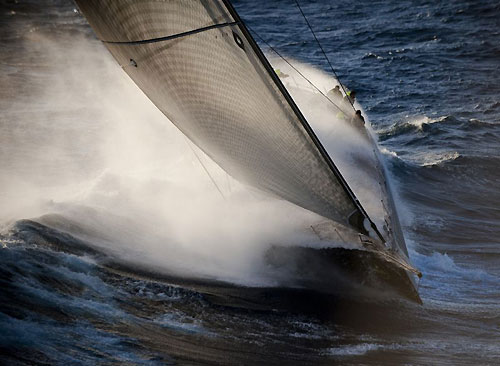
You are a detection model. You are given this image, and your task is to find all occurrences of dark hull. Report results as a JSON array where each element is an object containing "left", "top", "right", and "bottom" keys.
[
  {"left": 263, "top": 245, "right": 422, "bottom": 304},
  {"left": 103, "top": 244, "right": 423, "bottom": 309}
]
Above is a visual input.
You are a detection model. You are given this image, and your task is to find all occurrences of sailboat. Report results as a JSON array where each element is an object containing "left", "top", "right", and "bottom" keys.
[{"left": 74, "top": 0, "right": 422, "bottom": 303}]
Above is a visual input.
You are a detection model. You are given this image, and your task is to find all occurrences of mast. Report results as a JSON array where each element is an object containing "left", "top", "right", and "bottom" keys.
[{"left": 221, "top": 0, "right": 384, "bottom": 241}]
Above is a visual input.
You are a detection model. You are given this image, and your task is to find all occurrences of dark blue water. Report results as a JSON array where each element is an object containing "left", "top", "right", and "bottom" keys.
[{"left": 1, "top": 0, "right": 499, "bottom": 365}]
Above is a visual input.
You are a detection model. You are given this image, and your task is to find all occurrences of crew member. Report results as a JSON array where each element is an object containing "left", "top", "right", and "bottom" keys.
[
  {"left": 328, "top": 85, "right": 342, "bottom": 99},
  {"left": 274, "top": 68, "right": 289, "bottom": 78},
  {"left": 351, "top": 109, "right": 365, "bottom": 129},
  {"left": 344, "top": 90, "right": 356, "bottom": 105}
]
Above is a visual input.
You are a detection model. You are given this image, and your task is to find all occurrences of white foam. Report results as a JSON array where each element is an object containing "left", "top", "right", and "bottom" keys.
[
  {"left": 405, "top": 151, "right": 461, "bottom": 167},
  {"left": 154, "top": 313, "right": 213, "bottom": 336},
  {"left": 414, "top": 250, "right": 495, "bottom": 282},
  {"left": 324, "top": 343, "right": 381, "bottom": 356},
  {"left": 406, "top": 115, "right": 448, "bottom": 131},
  {"left": 379, "top": 147, "right": 399, "bottom": 159}
]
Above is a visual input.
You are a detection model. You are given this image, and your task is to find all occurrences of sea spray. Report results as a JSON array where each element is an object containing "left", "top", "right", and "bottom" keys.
[
  {"left": 1, "top": 30, "right": 394, "bottom": 285},
  {"left": 0, "top": 32, "right": 325, "bottom": 285}
]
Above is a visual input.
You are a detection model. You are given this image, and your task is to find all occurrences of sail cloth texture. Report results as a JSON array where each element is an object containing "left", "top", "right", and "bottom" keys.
[{"left": 75, "top": 0, "right": 363, "bottom": 229}]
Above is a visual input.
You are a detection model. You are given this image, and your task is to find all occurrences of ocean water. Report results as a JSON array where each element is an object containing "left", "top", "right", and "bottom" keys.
[{"left": 1, "top": 0, "right": 499, "bottom": 365}]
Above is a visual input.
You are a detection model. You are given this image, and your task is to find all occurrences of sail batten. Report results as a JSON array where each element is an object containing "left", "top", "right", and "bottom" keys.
[
  {"left": 102, "top": 21, "right": 240, "bottom": 45},
  {"left": 75, "top": 0, "right": 380, "bottom": 236}
]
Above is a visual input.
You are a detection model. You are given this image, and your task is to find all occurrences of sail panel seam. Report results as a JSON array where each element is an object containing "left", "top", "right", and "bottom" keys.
[{"left": 102, "top": 21, "right": 240, "bottom": 45}]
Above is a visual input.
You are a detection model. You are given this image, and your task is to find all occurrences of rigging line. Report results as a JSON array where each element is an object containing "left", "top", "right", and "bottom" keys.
[
  {"left": 246, "top": 25, "right": 346, "bottom": 115},
  {"left": 183, "top": 137, "right": 226, "bottom": 200},
  {"left": 102, "top": 21, "right": 239, "bottom": 45},
  {"left": 293, "top": 0, "right": 356, "bottom": 112}
]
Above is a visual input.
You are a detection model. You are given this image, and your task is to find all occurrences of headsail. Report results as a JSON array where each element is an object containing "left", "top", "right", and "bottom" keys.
[{"left": 75, "top": 0, "right": 381, "bottom": 237}]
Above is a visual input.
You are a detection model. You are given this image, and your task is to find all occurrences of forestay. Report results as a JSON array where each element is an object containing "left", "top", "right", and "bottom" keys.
[{"left": 75, "top": 0, "right": 378, "bottom": 236}]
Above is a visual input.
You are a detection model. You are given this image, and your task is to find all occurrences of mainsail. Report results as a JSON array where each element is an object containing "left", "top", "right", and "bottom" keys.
[{"left": 75, "top": 0, "right": 381, "bottom": 238}]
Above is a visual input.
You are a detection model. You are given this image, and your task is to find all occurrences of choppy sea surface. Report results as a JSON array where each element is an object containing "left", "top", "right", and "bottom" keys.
[{"left": 1, "top": 0, "right": 499, "bottom": 365}]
